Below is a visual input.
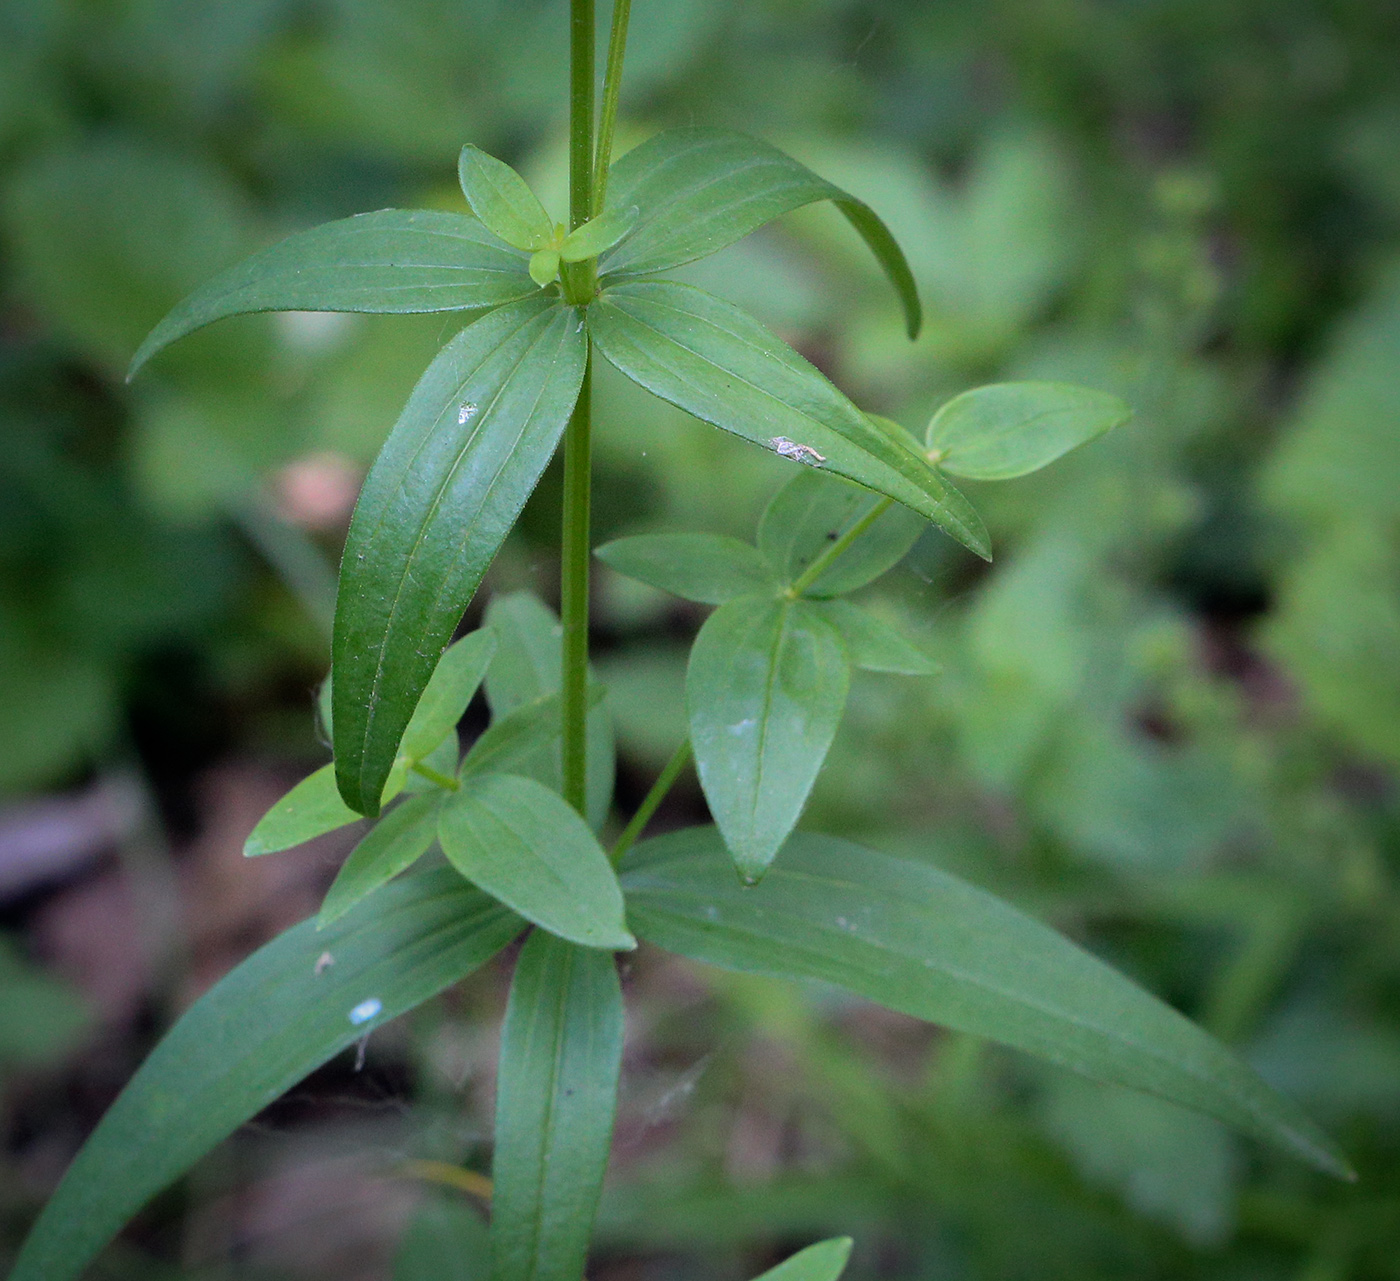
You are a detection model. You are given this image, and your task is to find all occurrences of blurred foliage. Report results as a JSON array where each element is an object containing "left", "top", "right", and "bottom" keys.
[{"left": 3, "top": 0, "right": 1400, "bottom": 1278}]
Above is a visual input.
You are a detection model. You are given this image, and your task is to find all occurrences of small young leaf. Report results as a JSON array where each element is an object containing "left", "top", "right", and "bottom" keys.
[
  {"left": 490, "top": 931, "right": 624, "bottom": 1281},
  {"left": 128, "top": 210, "right": 535, "bottom": 378},
  {"left": 687, "top": 597, "right": 849, "bottom": 882},
  {"left": 333, "top": 299, "right": 587, "bottom": 817},
  {"left": 926, "top": 382, "right": 1131, "bottom": 481},
  {"left": 596, "top": 533, "right": 778, "bottom": 604},
  {"left": 243, "top": 762, "right": 363, "bottom": 857},
  {"left": 318, "top": 793, "right": 442, "bottom": 927},
  {"left": 528, "top": 249, "right": 560, "bottom": 288},
  {"left": 482, "top": 593, "right": 614, "bottom": 830},
  {"left": 400, "top": 629, "right": 498, "bottom": 764},
  {"left": 588, "top": 282, "right": 988, "bottom": 559},
  {"left": 601, "top": 128, "right": 921, "bottom": 338},
  {"left": 8, "top": 870, "right": 523, "bottom": 1281},
  {"left": 559, "top": 205, "right": 639, "bottom": 263},
  {"left": 459, "top": 687, "right": 604, "bottom": 783},
  {"left": 438, "top": 773, "right": 635, "bottom": 950},
  {"left": 758, "top": 469, "right": 925, "bottom": 597},
  {"left": 809, "top": 600, "right": 937, "bottom": 675},
  {"left": 457, "top": 145, "right": 555, "bottom": 252},
  {"left": 621, "top": 828, "right": 1352, "bottom": 1179},
  {"left": 753, "top": 1239, "right": 854, "bottom": 1281}
]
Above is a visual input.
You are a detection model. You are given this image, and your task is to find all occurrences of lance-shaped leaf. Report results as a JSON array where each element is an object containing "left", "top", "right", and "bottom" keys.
[
  {"left": 8, "top": 870, "right": 524, "bottom": 1281},
  {"left": 128, "top": 210, "right": 536, "bottom": 378},
  {"left": 399, "top": 628, "right": 498, "bottom": 763},
  {"left": 687, "top": 597, "right": 849, "bottom": 882},
  {"left": 459, "top": 686, "right": 604, "bottom": 783},
  {"left": 810, "top": 600, "right": 937, "bottom": 675},
  {"left": 600, "top": 128, "right": 921, "bottom": 338},
  {"left": 333, "top": 298, "right": 587, "bottom": 816},
  {"left": 243, "top": 762, "right": 363, "bottom": 857},
  {"left": 758, "top": 469, "right": 925, "bottom": 597},
  {"left": 926, "top": 382, "right": 1131, "bottom": 481},
  {"left": 318, "top": 793, "right": 443, "bottom": 927},
  {"left": 457, "top": 145, "right": 555, "bottom": 252},
  {"left": 438, "top": 773, "right": 634, "bottom": 951},
  {"left": 490, "top": 931, "right": 624, "bottom": 1281},
  {"left": 560, "top": 205, "right": 639, "bottom": 263},
  {"left": 620, "top": 828, "right": 1352, "bottom": 1179},
  {"left": 588, "top": 282, "right": 989, "bottom": 559},
  {"left": 755, "top": 1239, "right": 854, "bottom": 1281},
  {"left": 596, "top": 533, "right": 778, "bottom": 604}
]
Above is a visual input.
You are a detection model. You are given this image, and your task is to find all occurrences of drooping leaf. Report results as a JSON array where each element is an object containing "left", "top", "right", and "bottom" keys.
[
  {"left": 588, "top": 281, "right": 988, "bottom": 559},
  {"left": 809, "top": 600, "right": 937, "bottom": 675},
  {"left": 595, "top": 533, "right": 778, "bottom": 604},
  {"left": 333, "top": 299, "right": 587, "bottom": 816},
  {"left": 318, "top": 793, "right": 443, "bottom": 927},
  {"left": 457, "top": 145, "right": 554, "bottom": 252},
  {"left": 925, "top": 382, "right": 1129, "bottom": 481},
  {"left": 600, "top": 128, "right": 921, "bottom": 338},
  {"left": 687, "top": 597, "right": 849, "bottom": 882},
  {"left": 559, "top": 205, "right": 639, "bottom": 263},
  {"left": 438, "top": 773, "right": 634, "bottom": 950},
  {"left": 128, "top": 210, "right": 536, "bottom": 377},
  {"left": 757, "top": 469, "right": 926, "bottom": 597},
  {"left": 459, "top": 687, "right": 604, "bottom": 783},
  {"left": 399, "top": 628, "right": 498, "bottom": 763},
  {"left": 490, "top": 930, "right": 624, "bottom": 1281},
  {"left": 8, "top": 870, "right": 523, "bottom": 1281},
  {"left": 481, "top": 593, "right": 614, "bottom": 829},
  {"left": 243, "top": 762, "right": 364, "bottom": 857},
  {"left": 752, "top": 1238, "right": 854, "bottom": 1281},
  {"left": 620, "top": 828, "right": 1351, "bottom": 1178}
]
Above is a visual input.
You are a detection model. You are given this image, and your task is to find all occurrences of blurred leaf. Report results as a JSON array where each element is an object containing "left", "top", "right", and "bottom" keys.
[
  {"left": 588, "top": 281, "right": 988, "bottom": 558},
  {"left": 687, "top": 597, "right": 849, "bottom": 882},
  {"left": 621, "top": 827, "right": 1350, "bottom": 1178},
  {"left": 130, "top": 209, "right": 537, "bottom": 378},
  {"left": 0, "top": 937, "right": 89, "bottom": 1071},
  {"left": 595, "top": 533, "right": 777, "bottom": 604},
  {"left": 809, "top": 600, "right": 936, "bottom": 675},
  {"left": 601, "top": 128, "right": 921, "bottom": 338},
  {"left": 459, "top": 689, "right": 597, "bottom": 782},
  {"left": 457, "top": 145, "right": 554, "bottom": 252},
  {"left": 8, "top": 869, "right": 523, "bottom": 1281},
  {"left": 757, "top": 469, "right": 926, "bottom": 597},
  {"left": 333, "top": 299, "right": 586, "bottom": 816},
  {"left": 753, "top": 1238, "right": 853, "bottom": 1281},
  {"left": 318, "top": 793, "right": 442, "bottom": 926},
  {"left": 926, "top": 382, "right": 1129, "bottom": 481},
  {"left": 400, "top": 628, "right": 497, "bottom": 762},
  {"left": 394, "top": 1192, "right": 489, "bottom": 1281},
  {"left": 438, "top": 773, "right": 634, "bottom": 950},
  {"left": 491, "top": 930, "right": 624, "bottom": 1281}
]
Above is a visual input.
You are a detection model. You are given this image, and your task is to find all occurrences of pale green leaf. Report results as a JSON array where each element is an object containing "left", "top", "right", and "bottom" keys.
[
  {"left": 753, "top": 1239, "right": 854, "bottom": 1281},
  {"left": 400, "top": 628, "right": 497, "bottom": 763},
  {"left": 595, "top": 533, "right": 778, "bottom": 604},
  {"left": 243, "top": 762, "right": 362, "bottom": 857},
  {"left": 808, "top": 600, "right": 937, "bottom": 675},
  {"left": 529, "top": 249, "right": 560, "bottom": 288},
  {"left": 457, "top": 145, "right": 555, "bottom": 252},
  {"left": 559, "top": 205, "right": 639, "bottom": 263},
  {"left": 459, "top": 687, "right": 604, "bottom": 783},
  {"left": 318, "top": 793, "right": 442, "bottom": 927}
]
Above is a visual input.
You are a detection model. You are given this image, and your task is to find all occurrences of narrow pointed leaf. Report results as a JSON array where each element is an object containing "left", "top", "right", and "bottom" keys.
[
  {"left": 926, "top": 382, "right": 1131, "bottom": 481},
  {"left": 333, "top": 299, "right": 587, "bottom": 816},
  {"left": 128, "top": 210, "right": 535, "bottom": 378},
  {"left": 243, "top": 762, "right": 361, "bottom": 857},
  {"left": 559, "top": 205, "right": 639, "bottom": 263},
  {"left": 318, "top": 794, "right": 443, "bottom": 927},
  {"left": 588, "top": 282, "right": 989, "bottom": 558},
  {"left": 9, "top": 870, "right": 523, "bottom": 1281},
  {"left": 459, "top": 687, "right": 604, "bottom": 783},
  {"left": 400, "top": 628, "right": 498, "bottom": 763},
  {"left": 687, "top": 597, "right": 849, "bottom": 882},
  {"left": 754, "top": 1239, "right": 854, "bottom": 1281},
  {"left": 601, "top": 128, "right": 921, "bottom": 338},
  {"left": 490, "top": 931, "right": 624, "bottom": 1281},
  {"left": 596, "top": 533, "right": 778, "bottom": 604},
  {"left": 810, "top": 600, "right": 937, "bottom": 675},
  {"left": 758, "top": 469, "right": 925, "bottom": 597},
  {"left": 481, "top": 592, "right": 614, "bottom": 829},
  {"left": 438, "top": 773, "right": 635, "bottom": 951},
  {"left": 620, "top": 828, "right": 1351, "bottom": 1179},
  {"left": 458, "top": 145, "right": 555, "bottom": 252}
]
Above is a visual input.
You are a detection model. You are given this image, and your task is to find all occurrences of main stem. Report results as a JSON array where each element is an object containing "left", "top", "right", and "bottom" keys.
[{"left": 560, "top": 0, "right": 596, "bottom": 815}]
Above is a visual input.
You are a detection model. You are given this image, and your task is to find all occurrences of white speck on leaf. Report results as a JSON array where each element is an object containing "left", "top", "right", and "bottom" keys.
[
  {"left": 457, "top": 402, "right": 478, "bottom": 424},
  {"left": 314, "top": 951, "right": 335, "bottom": 976},
  {"left": 769, "top": 437, "right": 826, "bottom": 465},
  {"left": 349, "top": 997, "right": 382, "bottom": 1026},
  {"left": 728, "top": 718, "right": 757, "bottom": 736}
]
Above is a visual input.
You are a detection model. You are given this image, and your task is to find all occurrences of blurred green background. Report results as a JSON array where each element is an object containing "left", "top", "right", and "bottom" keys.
[{"left": 3, "top": 0, "right": 1400, "bottom": 1277}]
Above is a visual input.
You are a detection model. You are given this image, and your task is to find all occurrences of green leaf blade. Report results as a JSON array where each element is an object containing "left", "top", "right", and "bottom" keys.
[
  {"left": 332, "top": 300, "right": 587, "bottom": 816},
  {"left": 810, "top": 600, "right": 937, "bottom": 675},
  {"left": 687, "top": 597, "right": 849, "bottom": 883},
  {"left": 128, "top": 210, "right": 536, "bottom": 378},
  {"left": 457, "top": 145, "right": 555, "bottom": 252},
  {"left": 9, "top": 870, "right": 523, "bottom": 1281},
  {"left": 595, "top": 533, "right": 778, "bottom": 604},
  {"left": 400, "top": 628, "right": 498, "bottom": 763},
  {"left": 588, "top": 282, "right": 988, "bottom": 558},
  {"left": 620, "top": 828, "right": 1351, "bottom": 1179},
  {"left": 559, "top": 205, "right": 639, "bottom": 263},
  {"left": 754, "top": 1239, "right": 855, "bottom": 1281},
  {"left": 926, "top": 381, "right": 1131, "bottom": 481},
  {"left": 438, "top": 774, "right": 635, "bottom": 951},
  {"left": 243, "top": 762, "right": 361, "bottom": 857},
  {"left": 318, "top": 793, "right": 442, "bottom": 927},
  {"left": 601, "top": 128, "right": 920, "bottom": 338},
  {"left": 490, "top": 931, "right": 624, "bottom": 1281}
]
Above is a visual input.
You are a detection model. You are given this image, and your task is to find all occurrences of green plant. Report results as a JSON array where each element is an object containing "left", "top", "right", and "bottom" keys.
[{"left": 8, "top": 4, "right": 1355, "bottom": 1280}]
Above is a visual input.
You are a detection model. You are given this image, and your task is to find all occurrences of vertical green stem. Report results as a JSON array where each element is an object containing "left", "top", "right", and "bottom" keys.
[
  {"left": 569, "top": 0, "right": 595, "bottom": 229},
  {"left": 560, "top": 354, "right": 593, "bottom": 815},
  {"left": 592, "top": 0, "right": 632, "bottom": 212}
]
